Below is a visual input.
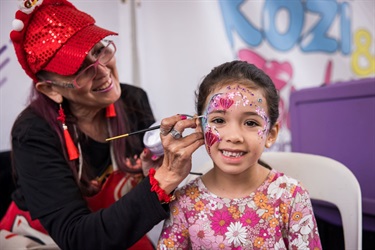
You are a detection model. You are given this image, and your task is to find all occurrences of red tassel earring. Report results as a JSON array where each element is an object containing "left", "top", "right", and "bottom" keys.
[
  {"left": 106, "top": 103, "right": 116, "bottom": 118},
  {"left": 57, "top": 104, "right": 79, "bottom": 160}
]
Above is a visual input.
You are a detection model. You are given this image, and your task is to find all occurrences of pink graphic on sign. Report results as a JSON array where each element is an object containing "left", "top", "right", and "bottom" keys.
[{"left": 238, "top": 49, "right": 294, "bottom": 130}]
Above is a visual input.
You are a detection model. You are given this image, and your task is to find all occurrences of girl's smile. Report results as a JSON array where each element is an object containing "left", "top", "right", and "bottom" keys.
[{"left": 220, "top": 149, "right": 247, "bottom": 165}]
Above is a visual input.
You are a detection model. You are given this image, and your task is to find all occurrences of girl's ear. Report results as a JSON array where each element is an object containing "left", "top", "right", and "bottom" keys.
[
  {"left": 195, "top": 116, "right": 203, "bottom": 133},
  {"left": 35, "top": 81, "right": 63, "bottom": 104},
  {"left": 265, "top": 122, "right": 279, "bottom": 148}
]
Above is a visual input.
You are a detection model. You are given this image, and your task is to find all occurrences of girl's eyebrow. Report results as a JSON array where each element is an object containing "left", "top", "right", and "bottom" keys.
[
  {"left": 244, "top": 111, "right": 263, "bottom": 116},
  {"left": 208, "top": 110, "right": 260, "bottom": 115},
  {"left": 207, "top": 110, "right": 226, "bottom": 115}
]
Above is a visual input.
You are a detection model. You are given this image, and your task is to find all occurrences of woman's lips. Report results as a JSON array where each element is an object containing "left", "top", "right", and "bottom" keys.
[{"left": 93, "top": 77, "right": 113, "bottom": 92}]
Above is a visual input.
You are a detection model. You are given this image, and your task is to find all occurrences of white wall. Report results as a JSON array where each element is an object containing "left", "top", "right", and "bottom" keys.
[{"left": 136, "top": 1, "right": 233, "bottom": 168}]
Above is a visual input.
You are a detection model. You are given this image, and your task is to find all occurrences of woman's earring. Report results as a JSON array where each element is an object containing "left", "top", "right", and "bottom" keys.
[
  {"left": 57, "top": 104, "right": 79, "bottom": 160},
  {"left": 106, "top": 103, "right": 116, "bottom": 118}
]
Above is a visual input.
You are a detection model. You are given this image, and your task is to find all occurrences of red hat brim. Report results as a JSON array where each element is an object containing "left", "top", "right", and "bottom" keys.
[{"left": 43, "top": 24, "right": 118, "bottom": 76}]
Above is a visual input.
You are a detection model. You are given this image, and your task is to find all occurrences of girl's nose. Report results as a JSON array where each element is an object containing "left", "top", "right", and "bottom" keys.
[{"left": 223, "top": 125, "right": 244, "bottom": 144}]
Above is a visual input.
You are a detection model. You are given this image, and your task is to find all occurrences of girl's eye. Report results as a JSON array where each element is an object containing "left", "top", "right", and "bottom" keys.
[
  {"left": 245, "top": 120, "right": 259, "bottom": 127},
  {"left": 211, "top": 117, "right": 225, "bottom": 124}
]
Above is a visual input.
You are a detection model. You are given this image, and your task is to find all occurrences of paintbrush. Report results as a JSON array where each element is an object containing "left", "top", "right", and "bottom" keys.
[{"left": 105, "top": 114, "right": 205, "bottom": 141}]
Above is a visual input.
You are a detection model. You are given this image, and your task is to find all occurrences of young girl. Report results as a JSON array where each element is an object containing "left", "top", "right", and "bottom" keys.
[{"left": 157, "top": 61, "right": 322, "bottom": 249}]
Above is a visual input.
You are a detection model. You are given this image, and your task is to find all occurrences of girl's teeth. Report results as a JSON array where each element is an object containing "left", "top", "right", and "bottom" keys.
[{"left": 222, "top": 150, "right": 243, "bottom": 157}]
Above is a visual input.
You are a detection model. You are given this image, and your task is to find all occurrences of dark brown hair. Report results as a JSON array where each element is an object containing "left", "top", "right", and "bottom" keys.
[{"left": 195, "top": 60, "right": 279, "bottom": 128}]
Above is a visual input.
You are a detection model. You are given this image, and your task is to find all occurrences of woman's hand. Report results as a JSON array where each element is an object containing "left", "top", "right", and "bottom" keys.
[
  {"left": 140, "top": 148, "right": 164, "bottom": 176},
  {"left": 154, "top": 115, "right": 205, "bottom": 194},
  {"left": 124, "top": 155, "right": 142, "bottom": 170}
]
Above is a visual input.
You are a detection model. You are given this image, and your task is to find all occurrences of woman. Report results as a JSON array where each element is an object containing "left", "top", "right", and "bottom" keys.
[{"left": 0, "top": 0, "right": 204, "bottom": 249}]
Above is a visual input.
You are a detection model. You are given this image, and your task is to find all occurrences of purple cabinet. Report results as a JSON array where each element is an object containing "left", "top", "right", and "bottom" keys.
[{"left": 289, "top": 77, "right": 375, "bottom": 231}]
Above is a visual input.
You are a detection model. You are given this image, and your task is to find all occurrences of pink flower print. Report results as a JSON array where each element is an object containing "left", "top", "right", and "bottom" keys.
[
  {"left": 174, "top": 231, "right": 185, "bottom": 244},
  {"left": 309, "top": 235, "right": 322, "bottom": 250},
  {"left": 179, "top": 195, "right": 193, "bottom": 209},
  {"left": 174, "top": 207, "right": 189, "bottom": 223},
  {"left": 186, "top": 210, "right": 197, "bottom": 224},
  {"left": 219, "top": 97, "right": 234, "bottom": 110},
  {"left": 225, "top": 221, "right": 248, "bottom": 247},
  {"left": 291, "top": 234, "right": 309, "bottom": 249},
  {"left": 207, "top": 199, "right": 218, "bottom": 210},
  {"left": 194, "top": 200, "right": 205, "bottom": 212},
  {"left": 160, "top": 229, "right": 171, "bottom": 240},
  {"left": 294, "top": 202, "right": 311, "bottom": 216},
  {"left": 274, "top": 238, "right": 288, "bottom": 250},
  {"left": 189, "top": 221, "right": 215, "bottom": 249},
  {"left": 186, "top": 210, "right": 195, "bottom": 218},
  {"left": 292, "top": 214, "right": 314, "bottom": 235},
  {"left": 267, "top": 226, "right": 282, "bottom": 238},
  {"left": 212, "top": 235, "right": 231, "bottom": 250},
  {"left": 240, "top": 211, "right": 260, "bottom": 227},
  {"left": 259, "top": 228, "right": 269, "bottom": 239},
  {"left": 289, "top": 202, "right": 311, "bottom": 229},
  {"left": 160, "top": 237, "right": 175, "bottom": 249},
  {"left": 268, "top": 175, "right": 297, "bottom": 199},
  {"left": 197, "top": 211, "right": 209, "bottom": 221},
  {"left": 211, "top": 210, "right": 233, "bottom": 234}
]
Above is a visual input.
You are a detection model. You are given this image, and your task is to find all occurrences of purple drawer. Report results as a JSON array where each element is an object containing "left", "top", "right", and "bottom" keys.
[{"left": 289, "top": 78, "right": 375, "bottom": 230}]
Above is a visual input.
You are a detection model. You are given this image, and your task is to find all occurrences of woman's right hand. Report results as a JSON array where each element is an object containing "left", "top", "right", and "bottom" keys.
[{"left": 153, "top": 114, "right": 204, "bottom": 194}]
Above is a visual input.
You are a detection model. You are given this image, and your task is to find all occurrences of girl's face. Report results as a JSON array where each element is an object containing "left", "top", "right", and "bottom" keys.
[
  {"left": 200, "top": 83, "right": 277, "bottom": 175},
  {"left": 52, "top": 41, "right": 121, "bottom": 115}
]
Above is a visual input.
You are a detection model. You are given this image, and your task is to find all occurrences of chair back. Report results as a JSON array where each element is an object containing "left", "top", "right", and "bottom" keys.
[{"left": 261, "top": 152, "right": 362, "bottom": 250}]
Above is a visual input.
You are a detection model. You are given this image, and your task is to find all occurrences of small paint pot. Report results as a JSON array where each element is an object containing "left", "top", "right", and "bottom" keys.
[{"left": 143, "top": 122, "right": 164, "bottom": 157}]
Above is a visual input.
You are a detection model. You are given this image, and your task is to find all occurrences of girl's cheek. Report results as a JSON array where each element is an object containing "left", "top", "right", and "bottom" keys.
[{"left": 202, "top": 121, "right": 221, "bottom": 155}]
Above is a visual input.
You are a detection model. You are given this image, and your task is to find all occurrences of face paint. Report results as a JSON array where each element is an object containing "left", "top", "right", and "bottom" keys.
[
  {"left": 256, "top": 105, "right": 270, "bottom": 139},
  {"left": 202, "top": 85, "right": 270, "bottom": 153},
  {"left": 201, "top": 93, "right": 221, "bottom": 155}
]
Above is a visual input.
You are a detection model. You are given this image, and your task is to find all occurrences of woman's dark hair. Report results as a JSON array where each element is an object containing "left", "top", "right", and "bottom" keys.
[{"left": 195, "top": 60, "right": 279, "bottom": 128}]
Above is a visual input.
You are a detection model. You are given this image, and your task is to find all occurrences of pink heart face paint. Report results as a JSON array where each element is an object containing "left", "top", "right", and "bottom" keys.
[{"left": 201, "top": 84, "right": 270, "bottom": 155}]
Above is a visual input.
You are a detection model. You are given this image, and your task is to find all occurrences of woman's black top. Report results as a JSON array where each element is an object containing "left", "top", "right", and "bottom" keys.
[{"left": 11, "top": 84, "right": 168, "bottom": 250}]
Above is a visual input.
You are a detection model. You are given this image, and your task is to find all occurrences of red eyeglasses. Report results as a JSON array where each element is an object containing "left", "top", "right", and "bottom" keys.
[{"left": 45, "top": 40, "right": 116, "bottom": 89}]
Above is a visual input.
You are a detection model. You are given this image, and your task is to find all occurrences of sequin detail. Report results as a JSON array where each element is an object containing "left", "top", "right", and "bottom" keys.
[{"left": 10, "top": 0, "right": 117, "bottom": 82}]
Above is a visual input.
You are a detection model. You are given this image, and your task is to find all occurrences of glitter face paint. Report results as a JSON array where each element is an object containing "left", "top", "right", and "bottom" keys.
[{"left": 201, "top": 85, "right": 270, "bottom": 154}]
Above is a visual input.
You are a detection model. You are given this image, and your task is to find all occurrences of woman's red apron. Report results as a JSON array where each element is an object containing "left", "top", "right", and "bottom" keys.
[{"left": 0, "top": 169, "right": 154, "bottom": 249}]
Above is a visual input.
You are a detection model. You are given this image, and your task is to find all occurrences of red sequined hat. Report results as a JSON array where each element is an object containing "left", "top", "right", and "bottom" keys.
[{"left": 10, "top": 0, "right": 118, "bottom": 82}]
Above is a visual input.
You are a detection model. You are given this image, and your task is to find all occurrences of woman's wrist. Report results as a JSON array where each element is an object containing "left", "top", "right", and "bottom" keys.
[
  {"left": 149, "top": 168, "right": 176, "bottom": 204},
  {"left": 153, "top": 166, "right": 181, "bottom": 194}
]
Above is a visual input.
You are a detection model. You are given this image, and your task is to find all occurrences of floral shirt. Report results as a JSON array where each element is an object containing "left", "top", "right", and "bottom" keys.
[{"left": 158, "top": 169, "right": 322, "bottom": 250}]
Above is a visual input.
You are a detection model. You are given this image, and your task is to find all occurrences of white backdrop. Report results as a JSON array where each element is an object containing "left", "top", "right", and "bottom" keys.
[{"left": 1, "top": 0, "right": 374, "bottom": 171}]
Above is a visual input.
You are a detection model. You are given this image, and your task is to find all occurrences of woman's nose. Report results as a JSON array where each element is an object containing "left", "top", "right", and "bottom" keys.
[{"left": 95, "top": 63, "right": 110, "bottom": 79}]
